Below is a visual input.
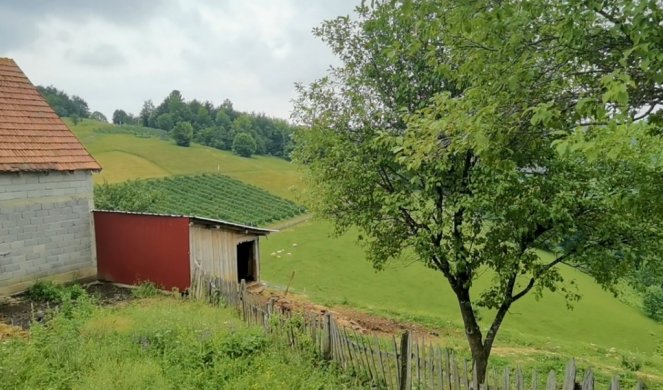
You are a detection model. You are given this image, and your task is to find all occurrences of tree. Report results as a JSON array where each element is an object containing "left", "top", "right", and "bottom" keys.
[
  {"left": 232, "top": 132, "right": 257, "bottom": 157},
  {"left": 644, "top": 286, "right": 663, "bottom": 323},
  {"left": 156, "top": 113, "right": 175, "bottom": 131},
  {"left": 90, "top": 111, "right": 108, "bottom": 122},
  {"left": 294, "top": 0, "right": 663, "bottom": 382},
  {"left": 37, "top": 85, "right": 91, "bottom": 118},
  {"left": 112, "top": 109, "right": 130, "bottom": 125},
  {"left": 139, "top": 100, "right": 155, "bottom": 127},
  {"left": 172, "top": 121, "right": 193, "bottom": 147}
]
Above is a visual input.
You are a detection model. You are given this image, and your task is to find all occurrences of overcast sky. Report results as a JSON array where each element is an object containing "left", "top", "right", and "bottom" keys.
[{"left": 0, "top": 0, "right": 357, "bottom": 120}]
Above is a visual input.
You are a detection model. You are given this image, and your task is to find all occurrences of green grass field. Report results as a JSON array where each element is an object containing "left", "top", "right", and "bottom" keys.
[
  {"left": 260, "top": 219, "right": 663, "bottom": 381},
  {"left": 0, "top": 295, "right": 358, "bottom": 389},
  {"left": 67, "top": 119, "right": 302, "bottom": 201}
]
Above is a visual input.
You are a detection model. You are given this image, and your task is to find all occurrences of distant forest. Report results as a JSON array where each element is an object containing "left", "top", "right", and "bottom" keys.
[{"left": 37, "top": 86, "right": 296, "bottom": 159}]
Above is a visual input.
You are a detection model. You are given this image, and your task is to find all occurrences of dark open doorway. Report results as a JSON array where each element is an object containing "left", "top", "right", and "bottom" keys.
[{"left": 236, "top": 240, "right": 257, "bottom": 283}]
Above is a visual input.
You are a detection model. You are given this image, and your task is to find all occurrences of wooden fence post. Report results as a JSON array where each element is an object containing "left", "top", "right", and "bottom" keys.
[
  {"left": 610, "top": 376, "right": 620, "bottom": 390},
  {"left": 240, "top": 279, "right": 247, "bottom": 321},
  {"left": 563, "top": 359, "right": 576, "bottom": 390},
  {"left": 322, "top": 313, "right": 332, "bottom": 360},
  {"left": 399, "top": 330, "right": 412, "bottom": 390},
  {"left": 581, "top": 369, "right": 594, "bottom": 390}
]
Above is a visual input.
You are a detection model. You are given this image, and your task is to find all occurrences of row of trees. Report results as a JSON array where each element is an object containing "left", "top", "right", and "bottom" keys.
[
  {"left": 112, "top": 91, "right": 295, "bottom": 158},
  {"left": 37, "top": 86, "right": 107, "bottom": 122}
]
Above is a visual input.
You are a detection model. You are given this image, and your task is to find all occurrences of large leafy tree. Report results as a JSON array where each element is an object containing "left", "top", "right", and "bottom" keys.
[{"left": 294, "top": 0, "right": 663, "bottom": 382}]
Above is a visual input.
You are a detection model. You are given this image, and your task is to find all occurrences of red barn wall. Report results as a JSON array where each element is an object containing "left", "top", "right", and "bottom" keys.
[{"left": 94, "top": 212, "right": 191, "bottom": 291}]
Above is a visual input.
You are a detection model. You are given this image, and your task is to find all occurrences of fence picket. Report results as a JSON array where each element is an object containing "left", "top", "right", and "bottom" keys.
[
  {"left": 581, "top": 368, "right": 594, "bottom": 390},
  {"left": 610, "top": 375, "right": 620, "bottom": 390},
  {"left": 563, "top": 360, "right": 576, "bottom": 390},
  {"left": 546, "top": 370, "right": 556, "bottom": 390}
]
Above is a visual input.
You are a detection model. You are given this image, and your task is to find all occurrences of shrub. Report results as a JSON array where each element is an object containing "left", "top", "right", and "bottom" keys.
[
  {"left": 26, "top": 281, "right": 62, "bottom": 303},
  {"left": 132, "top": 281, "right": 160, "bottom": 298},
  {"left": 172, "top": 121, "right": 194, "bottom": 147},
  {"left": 94, "top": 180, "right": 162, "bottom": 212},
  {"left": 643, "top": 285, "right": 663, "bottom": 322},
  {"left": 219, "top": 329, "right": 267, "bottom": 358},
  {"left": 232, "top": 132, "right": 257, "bottom": 158}
]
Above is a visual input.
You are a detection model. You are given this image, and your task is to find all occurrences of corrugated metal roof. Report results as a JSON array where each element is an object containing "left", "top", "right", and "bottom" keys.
[
  {"left": 0, "top": 58, "right": 101, "bottom": 173},
  {"left": 93, "top": 210, "right": 276, "bottom": 235}
]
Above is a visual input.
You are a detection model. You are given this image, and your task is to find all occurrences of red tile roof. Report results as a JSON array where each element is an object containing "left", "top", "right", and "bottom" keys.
[{"left": 0, "top": 58, "right": 100, "bottom": 172}]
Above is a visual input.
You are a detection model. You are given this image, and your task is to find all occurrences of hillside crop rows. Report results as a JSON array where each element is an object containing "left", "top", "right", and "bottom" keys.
[{"left": 133, "top": 174, "right": 304, "bottom": 226}]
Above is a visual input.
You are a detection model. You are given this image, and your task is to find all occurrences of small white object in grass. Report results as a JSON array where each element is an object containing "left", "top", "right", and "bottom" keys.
[
  {"left": 277, "top": 255, "right": 281, "bottom": 258},
  {"left": 292, "top": 243, "right": 298, "bottom": 247},
  {"left": 270, "top": 252, "right": 276, "bottom": 256},
  {"left": 287, "top": 252, "right": 292, "bottom": 255}
]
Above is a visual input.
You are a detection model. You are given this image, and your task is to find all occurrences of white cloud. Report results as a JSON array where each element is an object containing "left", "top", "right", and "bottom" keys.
[{"left": 1, "top": 0, "right": 357, "bottom": 120}]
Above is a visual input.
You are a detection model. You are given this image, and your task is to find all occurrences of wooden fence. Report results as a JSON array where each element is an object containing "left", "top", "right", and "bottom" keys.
[{"left": 193, "top": 275, "right": 648, "bottom": 390}]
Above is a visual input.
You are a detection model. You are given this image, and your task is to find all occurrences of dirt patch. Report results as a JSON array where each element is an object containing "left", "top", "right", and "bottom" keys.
[
  {"left": 0, "top": 282, "right": 133, "bottom": 330},
  {"left": 247, "top": 284, "right": 456, "bottom": 342}
]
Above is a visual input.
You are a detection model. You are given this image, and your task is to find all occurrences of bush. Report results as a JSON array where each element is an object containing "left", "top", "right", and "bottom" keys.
[
  {"left": 172, "top": 121, "right": 194, "bottom": 147},
  {"left": 94, "top": 180, "right": 162, "bottom": 212},
  {"left": 643, "top": 285, "right": 663, "bottom": 322},
  {"left": 132, "top": 281, "right": 160, "bottom": 298},
  {"left": 232, "top": 132, "right": 257, "bottom": 157},
  {"left": 26, "top": 281, "right": 62, "bottom": 303},
  {"left": 25, "top": 281, "right": 90, "bottom": 306}
]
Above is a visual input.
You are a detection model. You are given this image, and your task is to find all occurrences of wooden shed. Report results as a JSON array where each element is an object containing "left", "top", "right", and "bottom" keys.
[{"left": 93, "top": 211, "right": 273, "bottom": 292}]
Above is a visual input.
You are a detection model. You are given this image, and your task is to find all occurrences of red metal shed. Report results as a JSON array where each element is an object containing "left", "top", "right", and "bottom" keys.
[{"left": 94, "top": 211, "right": 273, "bottom": 292}]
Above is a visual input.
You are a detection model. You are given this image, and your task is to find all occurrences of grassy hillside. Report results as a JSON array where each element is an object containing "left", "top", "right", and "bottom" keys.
[
  {"left": 67, "top": 119, "right": 302, "bottom": 201},
  {"left": 97, "top": 174, "right": 306, "bottom": 226},
  {"left": 65, "top": 118, "right": 662, "bottom": 379},
  {"left": 0, "top": 296, "right": 358, "bottom": 389},
  {"left": 261, "top": 219, "right": 663, "bottom": 379}
]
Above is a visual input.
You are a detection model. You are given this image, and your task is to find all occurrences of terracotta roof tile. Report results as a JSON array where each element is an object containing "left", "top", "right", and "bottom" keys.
[{"left": 0, "top": 58, "right": 100, "bottom": 172}]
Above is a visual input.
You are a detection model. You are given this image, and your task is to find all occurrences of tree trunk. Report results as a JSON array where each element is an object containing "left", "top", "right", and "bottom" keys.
[{"left": 455, "top": 287, "right": 490, "bottom": 385}]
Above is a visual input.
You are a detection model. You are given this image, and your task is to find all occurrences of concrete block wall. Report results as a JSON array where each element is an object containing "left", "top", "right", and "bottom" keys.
[{"left": 0, "top": 171, "right": 96, "bottom": 295}]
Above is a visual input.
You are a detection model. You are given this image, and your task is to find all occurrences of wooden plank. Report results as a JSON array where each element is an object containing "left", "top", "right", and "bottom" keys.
[
  {"left": 415, "top": 337, "right": 421, "bottom": 388},
  {"left": 563, "top": 360, "right": 576, "bottom": 390},
  {"left": 399, "top": 331, "right": 412, "bottom": 390},
  {"left": 634, "top": 381, "right": 644, "bottom": 390},
  {"left": 453, "top": 355, "right": 461, "bottom": 390},
  {"left": 464, "top": 359, "right": 470, "bottom": 390},
  {"left": 472, "top": 362, "right": 478, "bottom": 390},
  {"left": 429, "top": 342, "right": 436, "bottom": 390},
  {"left": 581, "top": 368, "right": 593, "bottom": 390},
  {"left": 610, "top": 375, "right": 620, "bottom": 390},
  {"left": 516, "top": 366, "right": 524, "bottom": 390},
  {"left": 374, "top": 335, "right": 392, "bottom": 390},
  {"left": 504, "top": 367, "right": 510, "bottom": 390},
  {"left": 532, "top": 370, "right": 538, "bottom": 390},
  {"left": 393, "top": 335, "right": 402, "bottom": 386},
  {"left": 322, "top": 313, "right": 332, "bottom": 360},
  {"left": 436, "top": 347, "right": 444, "bottom": 390},
  {"left": 546, "top": 370, "right": 556, "bottom": 390},
  {"left": 445, "top": 349, "right": 452, "bottom": 390}
]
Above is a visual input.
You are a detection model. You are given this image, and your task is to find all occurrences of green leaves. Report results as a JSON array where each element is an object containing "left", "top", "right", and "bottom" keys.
[{"left": 294, "top": 0, "right": 663, "bottom": 377}]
